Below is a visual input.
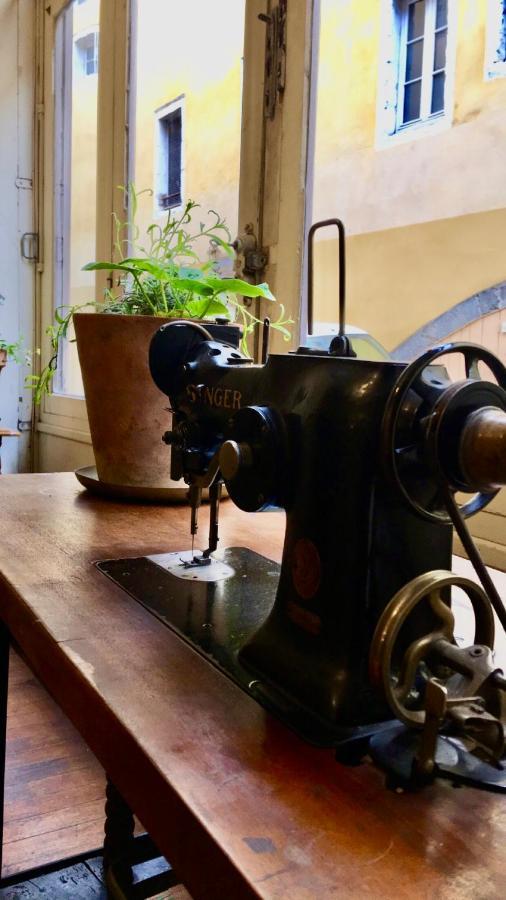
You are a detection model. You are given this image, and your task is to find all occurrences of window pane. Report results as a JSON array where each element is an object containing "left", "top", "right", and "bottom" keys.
[
  {"left": 408, "top": 1, "right": 425, "bottom": 40},
  {"left": 160, "top": 109, "right": 182, "bottom": 209},
  {"left": 406, "top": 38, "right": 423, "bottom": 81},
  {"left": 431, "top": 71, "right": 445, "bottom": 113},
  {"left": 433, "top": 29, "right": 447, "bottom": 72},
  {"left": 53, "top": 0, "right": 100, "bottom": 397},
  {"left": 436, "top": 0, "right": 448, "bottom": 29},
  {"left": 130, "top": 1, "right": 246, "bottom": 272},
  {"left": 403, "top": 80, "right": 421, "bottom": 122}
]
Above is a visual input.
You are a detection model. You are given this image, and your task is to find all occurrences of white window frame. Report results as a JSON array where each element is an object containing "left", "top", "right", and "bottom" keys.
[
  {"left": 396, "top": 0, "right": 446, "bottom": 130},
  {"left": 153, "top": 96, "right": 185, "bottom": 218},
  {"left": 35, "top": 0, "right": 128, "bottom": 450},
  {"left": 376, "top": 0, "right": 457, "bottom": 147},
  {"left": 484, "top": 0, "right": 506, "bottom": 80},
  {"left": 75, "top": 28, "right": 99, "bottom": 77}
]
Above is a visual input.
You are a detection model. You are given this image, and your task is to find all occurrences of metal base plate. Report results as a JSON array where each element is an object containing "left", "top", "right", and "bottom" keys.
[
  {"left": 370, "top": 724, "right": 506, "bottom": 792},
  {"left": 97, "top": 547, "right": 390, "bottom": 748}
]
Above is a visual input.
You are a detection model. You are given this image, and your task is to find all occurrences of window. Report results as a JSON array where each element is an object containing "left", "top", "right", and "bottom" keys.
[
  {"left": 485, "top": 0, "right": 506, "bottom": 79},
  {"left": 155, "top": 101, "right": 184, "bottom": 212},
  {"left": 398, "top": 0, "right": 448, "bottom": 128},
  {"left": 376, "top": 0, "right": 455, "bottom": 144},
  {"left": 75, "top": 31, "right": 99, "bottom": 76}
]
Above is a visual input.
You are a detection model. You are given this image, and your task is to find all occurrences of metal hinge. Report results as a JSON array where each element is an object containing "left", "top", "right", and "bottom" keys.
[
  {"left": 259, "top": 0, "right": 287, "bottom": 120},
  {"left": 17, "top": 419, "right": 32, "bottom": 433},
  {"left": 232, "top": 224, "right": 269, "bottom": 279}
]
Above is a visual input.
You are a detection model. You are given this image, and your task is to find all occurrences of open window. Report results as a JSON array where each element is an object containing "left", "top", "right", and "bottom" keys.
[{"left": 37, "top": 0, "right": 306, "bottom": 469}]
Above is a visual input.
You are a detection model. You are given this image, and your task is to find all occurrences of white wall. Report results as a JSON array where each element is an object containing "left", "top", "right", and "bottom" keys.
[{"left": 0, "top": 0, "right": 35, "bottom": 472}]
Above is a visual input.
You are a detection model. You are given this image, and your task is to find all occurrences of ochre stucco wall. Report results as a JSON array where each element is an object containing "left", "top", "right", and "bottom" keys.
[
  {"left": 132, "top": 0, "right": 245, "bottom": 244},
  {"left": 313, "top": 208, "right": 506, "bottom": 351},
  {"left": 311, "top": 0, "right": 506, "bottom": 354}
]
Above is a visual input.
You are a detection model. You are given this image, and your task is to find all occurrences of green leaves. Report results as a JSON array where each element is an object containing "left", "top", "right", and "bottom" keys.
[
  {"left": 29, "top": 185, "right": 292, "bottom": 403},
  {"left": 204, "top": 278, "right": 275, "bottom": 300},
  {"left": 182, "top": 298, "right": 230, "bottom": 319}
]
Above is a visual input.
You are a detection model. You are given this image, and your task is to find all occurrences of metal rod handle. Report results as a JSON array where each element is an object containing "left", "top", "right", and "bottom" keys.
[{"left": 307, "top": 218, "right": 346, "bottom": 337}]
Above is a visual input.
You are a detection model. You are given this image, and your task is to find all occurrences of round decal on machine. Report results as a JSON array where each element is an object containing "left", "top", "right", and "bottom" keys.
[{"left": 291, "top": 538, "right": 321, "bottom": 600}]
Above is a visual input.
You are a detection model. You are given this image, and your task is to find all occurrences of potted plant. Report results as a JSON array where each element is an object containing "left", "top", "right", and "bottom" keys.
[
  {"left": 0, "top": 337, "right": 25, "bottom": 371},
  {"left": 0, "top": 337, "right": 26, "bottom": 469},
  {"left": 31, "top": 188, "right": 291, "bottom": 493}
]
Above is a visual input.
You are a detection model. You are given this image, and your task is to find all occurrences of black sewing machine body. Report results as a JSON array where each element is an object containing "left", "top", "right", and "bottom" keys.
[
  {"left": 99, "top": 219, "right": 506, "bottom": 790},
  {"left": 149, "top": 335, "right": 453, "bottom": 729}
]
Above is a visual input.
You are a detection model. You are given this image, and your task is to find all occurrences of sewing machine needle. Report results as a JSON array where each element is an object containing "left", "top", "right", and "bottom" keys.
[{"left": 189, "top": 483, "right": 202, "bottom": 558}]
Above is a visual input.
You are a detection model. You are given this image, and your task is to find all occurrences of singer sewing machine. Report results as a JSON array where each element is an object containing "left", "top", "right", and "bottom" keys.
[{"left": 98, "top": 219, "right": 506, "bottom": 792}]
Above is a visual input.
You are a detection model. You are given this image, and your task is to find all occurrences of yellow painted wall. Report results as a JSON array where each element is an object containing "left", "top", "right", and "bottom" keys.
[
  {"left": 311, "top": 0, "right": 506, "bottom": 354},
  {"left": 132, "top": 0, "right": 245, "bottom": 246},
  {"left": 68, "top": 0, "right": 244, "bottom": 301},
  {"left": 314, "top": 208, "right": 506, "bottom": 350}
]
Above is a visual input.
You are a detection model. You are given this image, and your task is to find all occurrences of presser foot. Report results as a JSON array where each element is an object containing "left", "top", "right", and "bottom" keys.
[
  {"left": 181, "top": 554, "right": 212, "bottom": 568},
  {"left": 370, "top": 723, "right": 506, "bottom": 793}
]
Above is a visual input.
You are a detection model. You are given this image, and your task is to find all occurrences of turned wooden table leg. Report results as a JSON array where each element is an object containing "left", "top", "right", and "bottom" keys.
[{"left": 103, "top": 776, "right": 136, "bottom": 899}]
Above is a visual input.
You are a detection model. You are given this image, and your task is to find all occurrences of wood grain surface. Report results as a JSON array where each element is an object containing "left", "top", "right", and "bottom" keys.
[
  {"left": 3, "top": 650, "right": 106, "bottom": 879},
  {"left": 0, "top": 473, "right": 505, "bottom": 900}
]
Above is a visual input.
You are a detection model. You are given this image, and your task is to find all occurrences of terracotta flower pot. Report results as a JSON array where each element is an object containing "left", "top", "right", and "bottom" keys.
[
  {"left": 74, "top": 313, "right": 240, "bottom": 489},
  {"left": 0, "top": 349, "right": 7, "bottom": 372}
]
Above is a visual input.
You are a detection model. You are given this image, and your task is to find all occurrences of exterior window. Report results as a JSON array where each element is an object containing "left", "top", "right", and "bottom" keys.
[
  {"left": 376, "top": 0, "right": 455, "bottom": 144},
  {"left": 75, "top": 31, "right": 99, "bottom": 76},
  {"left": 398, "top": 0, "right": 448, "bottom": 128},
  {"left": 154, "top": 100, "right": 184, "bottom": 212},
  {"left": 485, "top": 0, "right": 506, "bottom": 79}
]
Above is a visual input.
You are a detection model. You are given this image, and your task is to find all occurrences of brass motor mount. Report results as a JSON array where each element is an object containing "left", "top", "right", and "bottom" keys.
[{"left": 369, "top": 570, "right": 506, "bottom": 765}]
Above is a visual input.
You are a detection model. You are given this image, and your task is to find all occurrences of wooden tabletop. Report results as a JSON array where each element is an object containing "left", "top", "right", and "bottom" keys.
[{"left": 0, "top": 472, "right": 505, "bottom": 900}]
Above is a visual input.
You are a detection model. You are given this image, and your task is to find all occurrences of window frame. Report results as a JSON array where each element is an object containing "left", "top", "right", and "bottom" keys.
[
  {"left": 375, "top": 0, "right": 457, "bottom": 147},
  {"left": 35, "top": 0, "right": 129, "bottom": 448},
  {"left": 396, "top": 0, "right": 447, "bottom": 131},
  {"left": 153, "top": 96, "right": 185, "bottom": 217},
  {"left": 75, "top": 29, "right": 99, "bottom": 76},
  {"left": 484, "top": 0, "right": 506, "bottom": 80},
  {"left": 34, "top": 0, "right": 311, "bottom": 470}
]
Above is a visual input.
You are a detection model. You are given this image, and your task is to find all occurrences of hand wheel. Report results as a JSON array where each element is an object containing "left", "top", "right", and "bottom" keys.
[
  {"left": 381, "top": 342, "right": 506, "bottom": 523},
  {"left": 369, "top": 570, "right": 495, "bottom": 728}
]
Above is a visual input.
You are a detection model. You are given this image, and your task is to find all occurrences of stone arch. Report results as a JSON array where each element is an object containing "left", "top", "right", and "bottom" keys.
[{"left": 391, "top": 281, "right": 506, "bottom": 360}]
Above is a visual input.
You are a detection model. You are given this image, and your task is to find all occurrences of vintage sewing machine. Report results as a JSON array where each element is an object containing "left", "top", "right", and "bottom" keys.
[{"left": 99, "top": 220, "right": 506, "bottom": 791}]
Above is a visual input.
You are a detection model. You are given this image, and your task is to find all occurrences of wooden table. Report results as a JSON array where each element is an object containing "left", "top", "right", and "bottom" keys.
[{"left": 0, "top": 472, "right": 505, "bottom": 900}]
